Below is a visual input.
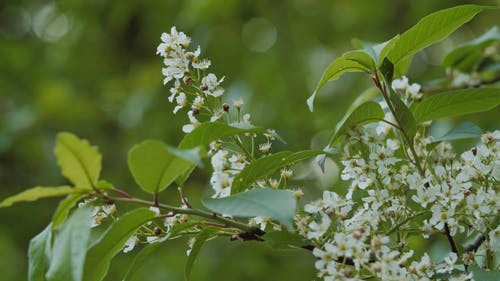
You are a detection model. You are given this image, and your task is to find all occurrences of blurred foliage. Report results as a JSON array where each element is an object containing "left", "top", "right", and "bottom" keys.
[{"left": 0, "top": 1, "right": 499, "bottom": 280}]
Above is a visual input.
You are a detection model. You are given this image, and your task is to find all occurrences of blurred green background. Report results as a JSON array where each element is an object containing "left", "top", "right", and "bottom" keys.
[{"left": 1, "top": 1, "right": 499, "bottom": 280}]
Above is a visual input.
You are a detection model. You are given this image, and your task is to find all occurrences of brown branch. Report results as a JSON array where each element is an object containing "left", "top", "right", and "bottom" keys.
[{"left": 465, "top": 234, "right": 486, "bottom": 252}]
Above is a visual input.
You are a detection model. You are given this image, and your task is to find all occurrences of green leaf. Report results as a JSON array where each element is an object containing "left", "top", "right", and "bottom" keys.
[
  {"left": 307, "top": 50, "right": 373, "bottom": 111},
  {"left": 203, "top": 188, "right": 296, "bottom": 229},
  {"left": 427, "top": 122, "right": 483, "bottom": 151},
  {"left": 128, "top": 140, "right": 199, "bottom": 194},
  {"left": 470, "top": 266, "right": 500, "bottom": 281},
  {"left": 28, "top": 224, "right": 52, "bottom": 281},
  {"left": 410, "top": 88, "right": 500, "bottom": 122},
  {"left": 184, "top": 227, "right": 219, "bottom": 281},
  {"left": 329, "top": 101, "right": 385, "bottom": 146},
  {"left": 54, "top": 132, "right": 102, "bottom": 189},
  {"left": 46, "top": 207, "right": 93, "bottom": 281},
  {"left": 231, "top": 150, "right": 324, "bottom": 194},
  {"left": 0, "top": 186, "right": 86, "bottom": 208},
  {"left": 263, "top": 231, "right": 309, "bottom": 250},
  {"left": 444, "top": 26, "right": 500, "bottom": 72},
  {"left": 433, "top": 122, "right": 483, "bottom": 142},
  {"left": 83, "top": 208, "right": 156, "bottom": 281},
  {"left": 122, "top": 243, "right": 162, "bottom": 281},
  {"left": 178, "top": 122, "right": 267, "bottom": 149},
  {"left": 389, "top": 92, "right": 417, "bottom": 140},
  {"left": 384, "top": 5, "right": 489, "bottom": 66},
  {"left": 95, "top": 180, "right": 114, "bottom": 190},
  {"left": 52, "top": 193, "right": 89, "bottom": 229}
]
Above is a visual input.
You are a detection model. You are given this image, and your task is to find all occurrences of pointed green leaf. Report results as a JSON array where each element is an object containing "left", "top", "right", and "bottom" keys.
[
  {"left": 410, "top": 88, "right": 500, "bottom": 122},
  {"left": 52, "top": 193, "right": 89, "bottom": 229},
  {"left": 122, "top": 243, "right": 162, "bottom": 281},
  {"left": 384, "top": 5, "right": 489, "bottom": 66},
  {"left": 444, "top": 26, "right": 500, "bottom": 71},
  {"left": 231, "top": 150, "right": 324, "bottom": 194},
  {"left": 203, "top": 188, "right": 296, "bottom": 229},
  {"left": 389, "top": 92, "right": 417, "bottom": 140},
  {"left": 329, "top": 101, "right": 385, "bottom": 146},
  {"left": 0, "top": 186, "right": 86, "bottom": 208},
  {"left": 46, "top": 207, "right": 93, "bottom": 281},
  {"left": 28, "top": 224, "right": 52, "bottom": 281},
  {"left": 184, "top": 227, "right": 219, "bottom": 281},
  {"left": 427, "top": 122, "right": 483, "bottom": 151},
  {"left": 128, "top": 140, "right": 199, "bottom": 194},
  {"left": 178, "top": 122, "right": 268, "bottom": 149},
  {"left": 55, "top": 132, "right": 102, "bottom": 189},
  {"left": 308, "top": 50, "right": 373, "bottom": 111},
  {"left": 83, "top": 208, "right": 156, "bottom": 281}
]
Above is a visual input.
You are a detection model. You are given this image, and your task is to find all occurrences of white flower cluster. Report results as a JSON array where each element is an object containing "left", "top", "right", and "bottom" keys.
[
  {"left": 391, "top": 76, "right": 423, "bottom": 102},
  {"left": 78, "top": 197, "right": 116, "bottom": 228},
  {"left": 299, "top": 126, "right": 499, "bottom": 280},
  {"left": 157, "top": 26, "right": 228, "bottom": 133},
  {"left": 209, "top": 148, "right": 248, "bottom": 198},
  {"left": 157, "top": 28, "right": 282, "bottom": 201},
  {"left": 123, "top": 206, "right": 190, "bottom": 253}
]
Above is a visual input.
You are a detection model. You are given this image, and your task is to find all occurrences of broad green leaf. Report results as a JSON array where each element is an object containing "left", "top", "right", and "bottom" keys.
[
  {"left": 178, "top": 122, "right": 267, "bottom": 149},
  {"left": 55, "top": 132, "right": 102, "bottom": 189},
  {"left": 433, "top": 122, "right": 483, "bottom": 142},
  {"left": 28, "top": 224, "right": 52, "bottom": 281},
  {"left": 410, "top": 88, "right": 500, "bottom": 122},
  {"left": 329, "top": 101, "right": 384, "bottom": 146},
  {"left": 46, "top": 207, "right": 93, "bottom": 281},
  {"left": 307, "top": 50, "right": 373, "bottom": 111},
  {"left": 122, "top": 243, "right": 162, "bottom": 281},
  {"left": 52, "top": 193, "right": 89, "bottom": 229},
  {"left": 444, "top": 26, "right": 500, "bottom": 72},
  {"left": 231, "top": 150, "right": 324, "bottom": 194},
  {"left": 83, "top": 208, "right": 156, "bottom": 281},
  {"left": 384, "top": 5, "right": 489, "bottom": 66},
  {"left": 0, "top": 186, "right": 86, "bottom": 208},
  {"left": 263, "top": 231, "right": 309, "bottom": 250},
  {"left": 203, "top": 188, "right": 296, "bottom": 229},
  {"left": 184, "top": 227, "right": 218, "bottom": 281},
  {"left": 427, "top": 122, "right": 483, "bottom": 151},
  {"left": 470, "top": 266, "right": 500, "bottom": 281},
  {"left": 389, "top": 92, "right": 417, "bottom": 140},
  {"left": 128, "top": 140, "right": 198, "bottom": 193}
]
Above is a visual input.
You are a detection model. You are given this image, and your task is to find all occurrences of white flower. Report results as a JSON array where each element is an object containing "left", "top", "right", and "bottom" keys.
[
  {"left": 407, "top": 83, "right": 422, "bottom": 100},
  {"left": 258, "top": 142, "right": 272, "bottom": 154},
  {"left": 156, "top": 26, "right": 190, "bottom": 57},
  {"left": 429, "top": 204, "right": 457, "bottom": 233},
  {"left": 192, "top": 58, "right": 211, "bottom": 69},
  {"left": 210, "top": 172, "right": 233, "bottom": 198},
  {"left": 436, "top": 252, "right": 457, "bottom": 274},
  {"left": 211, "top": 150, "right": 229, "bottom": 172},
  {"left": 173, "top": 92, "right": 187, "bottom": 114},
  {"left": 391, "top": 76, "right": 409, "bottom": 91},
  {"left": 182, "top": 110, "right": 200, "bottom": 133},
  {"left": 307, "top": 212, "right": 331, "bottom": 239},
  {"left": 123, "top": 235, "right": 139, "bottom": 253},
  {"left": 313, "top": 243, "right": 336, "bottom": 270},
  {"left": 210, "top": 108, "right": 225, "bottom": 122},
  {"left": 248, "top": 216, "right": 270, "bottom": 230},
  {"left": 201, "top": 73, "right": 224, "bottom": 97}
]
